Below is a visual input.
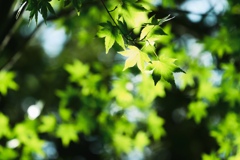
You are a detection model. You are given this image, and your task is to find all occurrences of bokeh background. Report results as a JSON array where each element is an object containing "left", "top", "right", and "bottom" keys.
[{"left": 1, "top": 0, "right": 240, "bottom": 159}]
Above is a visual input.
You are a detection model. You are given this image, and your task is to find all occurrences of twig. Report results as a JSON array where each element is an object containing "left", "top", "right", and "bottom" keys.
[
  {"left": 109, "top": 5, "right": 118, "bottom": 12},
  {"left": 0, "top": 8, "right": 75, "bottom": 71}
]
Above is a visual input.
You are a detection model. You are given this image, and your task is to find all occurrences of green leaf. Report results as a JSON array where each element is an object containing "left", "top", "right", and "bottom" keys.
[
  {"left": 59, "top": 108, "right": 72, "bottom": 121},
  {"left": 0, "top": 112, "right": 12, "bottom": 138},
  {"left": 134, "top": 131, "right": 150, "bottom": 151},
  {"left": 0, "top": 71, "right": 18, "bottom": 96},
  {"left": 56, "top": 86, "right": 79, "bottom": 108},
  {"left": 154, "top": 27, "right": 168, "bottom": 36},
  {"left": 97, "top": 21, "right": 125, "bottom": 53},
  {"left": 118, "top": 19, "right": 128, "bottom": 35},
  {"left": 72, "top": 0, "right": 82, "bottom": 16},
  {"left": 56, "top": 124, "right": 79, "bottom": 147},
  {"left": 147, "top": 111, "right": 165, "bottom": 141},
  {"left": 197, "top": 81, "right": 221, "bottom": 103},
  {"left": 0, "top": 146, "right": 19, "bottom": 160},
  {"left": 38, "top": 115, "right": 56, "bottom": 133},
  {"left": 146, "top": 54, "right": 184, "bottom": 85},
  {"left": 76, "top": 111, "right": 96, "bottom": 135},
  {"left": 158, "top": 14, "right": 171, "bottom": 26},
  {"left": 140, "top": 21, "right": 167, "bottom": 41},
  {"left": 113, "top": 134, "right": 132, "bottom": 154},
  {"left": 64, "top": 60, "right": 90, "bottom": 82},
  {"left": 202, "top": 152, "right": 220, "bottom": 160},
  {"left": 152, "top": 69, "right": 161, "bottom": 85},
  {"left": 46, "top": 1, "right": 56, "bottom": 15},
  {"left": 41, "top": 4, "right": 48, "bottom": 24},
  {"left": 140, "top": 25, "right": 154, "bottom": 40},
  {"left": 187, "top": 101, "right": 208, "bottom": 124},
  {"left": 118, "top": 46, "right": 150, "bottom": 71},
  {"left": 29, "top": 7, "right": 38, "bottom": 25},
  {"left": 118, "top": 0, "right": 148, "bottom": 25}
]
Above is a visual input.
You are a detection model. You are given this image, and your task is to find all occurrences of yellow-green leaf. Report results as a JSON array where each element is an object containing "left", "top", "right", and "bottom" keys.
[
  {"left": 118, "top": 46, "right": 150, "bottom": 72},
  {"left": 0, "top": 71, "right": 18, "bottom": 96},
  {"left": 134, "top": 131, "right": 150, "bottom": 151}
]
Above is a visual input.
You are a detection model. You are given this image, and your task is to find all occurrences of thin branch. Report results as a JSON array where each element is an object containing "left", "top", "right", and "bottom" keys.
[
  {"left": 0, "top": 8, "right": 75, "bottom": 71},
  {"left": 109, "top": 5, "right": 118, "bottom": 12}
]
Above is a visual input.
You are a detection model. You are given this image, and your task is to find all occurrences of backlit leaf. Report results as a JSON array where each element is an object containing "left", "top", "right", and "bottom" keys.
[
  {"left": 146, "top": 54, "right": 185, "bottom": 85},
  {"left": 97, "top": 21, "right": 125, "bottom": 53},
  {"left": 118, "top": 46, "right": 150, "bottom": 71},
  {"left": 0, "top": 71, "right": 18, "bottom": 96}
]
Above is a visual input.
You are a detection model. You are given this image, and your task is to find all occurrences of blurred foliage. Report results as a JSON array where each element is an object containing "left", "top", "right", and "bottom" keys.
[{"left": 0, "top": 0, "right": 240, "bottom": 160}]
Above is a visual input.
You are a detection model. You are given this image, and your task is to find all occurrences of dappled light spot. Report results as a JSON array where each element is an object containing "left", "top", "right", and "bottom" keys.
[
  {"left": 7, "top": 139, "right": 20, "bottom": 149},
  {"left": 27, "top": 101, "right": 44, "bottom": 120}
]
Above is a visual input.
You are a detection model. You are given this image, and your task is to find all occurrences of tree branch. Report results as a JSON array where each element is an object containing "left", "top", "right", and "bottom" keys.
[{"left": 0, "top": 8, "right": 75, "bottom": 71}]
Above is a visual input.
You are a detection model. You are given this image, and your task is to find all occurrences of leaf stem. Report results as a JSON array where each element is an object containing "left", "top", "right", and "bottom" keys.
[
  {"left": 147, "top": 40, "right": 158, "bottom": 59},
  {"left": 109, "top": 5, "right": 118, "bottom": 12}
]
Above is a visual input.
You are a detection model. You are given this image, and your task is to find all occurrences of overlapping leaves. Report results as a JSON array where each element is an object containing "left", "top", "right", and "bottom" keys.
[
  {"left": 118, "top": 46, "right": 150, "bottom": 71},
  {"left": 146, "top": 54, "right": 185, "bottom": 85},
  {"left": 22, "top": 0, "right": 56, "bottom": 24},
  {"left": 97, "top": 21, "right": 125, "bottom": 53}
]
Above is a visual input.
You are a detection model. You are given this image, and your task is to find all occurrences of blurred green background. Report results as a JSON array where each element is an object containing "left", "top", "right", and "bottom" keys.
[{"left": 1, "top": 0, "right": 240, "bottom": 159}]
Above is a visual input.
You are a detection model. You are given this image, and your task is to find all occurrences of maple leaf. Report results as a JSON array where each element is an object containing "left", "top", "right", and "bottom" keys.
[
  {"left": 0, "top": 71, "right": 18, "bottom": 96},
  {"left": 140, "top": 14, "right": 172, "bottom": 43},
  {"left": 146, "top": 54, "right": 185, "bottom": 85},
  {"left": 118, "top": 46, "right": 150, "bottom": 72},
  {"left": 140, "top": 25, "right": 167, "bottom": 41},
  {"left": 187, "top": 101, "right": 208, "bottom": 124},
  {"left": 118, "top": 0, "right": 148, "bottom": 25},
  {"left": 38, "top": 115, "right": 56, "bottom": 133},
  {"left": 97, "top": 21, "right": 125, "bottom": 54},
  {"left": 134, "top": 131, "right": 150, "bottom": 151},
  {"left": 147, "top": 111, "right": 165, "bottom": 141},
  {"left": 56, "top": 124, "right": 79, "bottom": 147}
]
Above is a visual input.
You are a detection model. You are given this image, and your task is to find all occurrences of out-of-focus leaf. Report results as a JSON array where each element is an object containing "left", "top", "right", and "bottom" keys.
[
  {"left": 38, "top": 115, "right": 56, "bottom": 133},
  {"left": 187, "top": 101, "right": 208, "bottom": 124},
  {"left": 146, "top": 54, "right": 185, "bottom": 85},
  {"left": 0, "top": 146, "right": 18, "bottom": 160},
  {"left": 0, "top": 113, "right": 12, "bottom": 138},
  {"left": 147, "top": 111, "right": 165, "bottom": 140},
  {"left": 113, "top": 134, "right": 132, "bottom": 154},
  {"left": 134, "top": 131, "right": 150, "bottom": 151},
  {"left": 0, "top": 71, "right": 18, "bottom": 96},
  {"left": 97, "top": 21, "right": 125, "bottom": 53},
  {"left": 56, "top": 124, "right": 79, "bottom": 147}
]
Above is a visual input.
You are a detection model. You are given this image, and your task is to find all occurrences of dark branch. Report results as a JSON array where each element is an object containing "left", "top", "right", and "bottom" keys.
[{"left": 0, "top": 8, "right": 75, "bottom": 71}]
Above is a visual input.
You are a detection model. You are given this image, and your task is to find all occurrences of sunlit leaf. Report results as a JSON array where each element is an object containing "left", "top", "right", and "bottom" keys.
[
  {"left": 0, "top": 146, "right": 18, "bottom": 160},
  {"left": 134, "top": 131, "right": 150, "bottom": 151},
  {"left": 147, "top": 111, "right": 165, "bottom": 141},
  {"left": 146, "top": 54, "right": 185, "bottom": 85},
  {"left": 0, "top": 113, "right": 12, "bottom": 138},
  {"left": 0, "top": 71, "right": 18, "bottom": 96},
  {"left": 56, "top": 124, "right": 79, "bottom": 147},
  {"left": 187, "top": 101, "right": 208, "bottom": 124},
  {"left": 113, "top": 134, "right": 132, "bottom": 154},
  {"left": 38, "top": 115, "right": 56, "bottom": 133},
  {"left": 97, "top": 21, "right": 125, "bottom": 53},
  {"left": 64, "top": 60, "right": 90, "bottom": 82},
  {"left": 118, "top": 46, "right": 150, "bottom": 71}
]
